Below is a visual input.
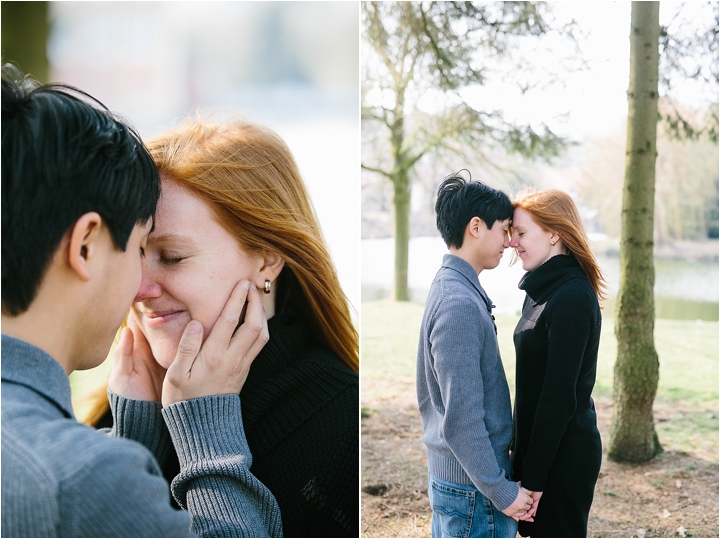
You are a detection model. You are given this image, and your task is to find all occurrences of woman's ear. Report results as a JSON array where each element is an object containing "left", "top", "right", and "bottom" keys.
[
  {"left": 258, "top": 253, "right": 285, "bottom": 285},
  {"left": 67, "top": 212, "right": 103, "bottom": 281}
]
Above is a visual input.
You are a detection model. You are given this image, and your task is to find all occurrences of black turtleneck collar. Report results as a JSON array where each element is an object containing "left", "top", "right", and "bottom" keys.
[{"left": 518, "top": 254, "right": 587, "bottom": 303}]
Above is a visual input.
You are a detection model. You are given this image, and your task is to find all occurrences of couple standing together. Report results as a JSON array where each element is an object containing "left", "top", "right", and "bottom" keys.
[
  {"left": 417, "top": 175, "right": 606, "bottom": 538},
  {"left": 2, "top": 65, "right": 358, "bottom": 537}
]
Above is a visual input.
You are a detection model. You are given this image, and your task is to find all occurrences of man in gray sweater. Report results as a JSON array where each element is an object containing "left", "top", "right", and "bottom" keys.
[
  {"left": 1, "top": 64, "right": 282, "bottom": 537},
  {"left": 417, "top": 174, "right": 535, "bottom": 537}
]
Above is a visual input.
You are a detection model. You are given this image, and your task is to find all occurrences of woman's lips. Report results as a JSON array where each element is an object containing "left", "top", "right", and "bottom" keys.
[{"left": 141, "top": 310, "right": 184, "bottom": 328}]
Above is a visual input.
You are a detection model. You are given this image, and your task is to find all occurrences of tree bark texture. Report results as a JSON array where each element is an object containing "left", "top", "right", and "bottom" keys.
[
  {"left": 392, "top": 172, "right": 410, "bottom": 301},
  {"left": 608, "top": 1, "right": 663, "bottom": 463},
  {"left": 390, "top": 101, "right": 411, "bottom": 302}
]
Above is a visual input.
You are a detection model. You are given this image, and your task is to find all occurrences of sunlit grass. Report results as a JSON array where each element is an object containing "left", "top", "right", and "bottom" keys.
[{"left": 361, "top": 299, "right": 718, "bottom": 461}]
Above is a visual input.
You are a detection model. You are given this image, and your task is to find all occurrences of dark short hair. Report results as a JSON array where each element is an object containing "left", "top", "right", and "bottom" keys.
[
  {"left": 1, "top": 64, "right": 160, "bottom": 316},
  {"left": 435, "top": 171, "right": 513, "bottom": 249}
]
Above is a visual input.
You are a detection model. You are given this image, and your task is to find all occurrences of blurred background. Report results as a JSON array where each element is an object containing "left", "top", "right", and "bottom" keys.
[
  {"left": 362, "top": 1, "right": 718, "bottom": 322},
  {"left": 2, "top": 1, "right": 360, "bottom": 316}
]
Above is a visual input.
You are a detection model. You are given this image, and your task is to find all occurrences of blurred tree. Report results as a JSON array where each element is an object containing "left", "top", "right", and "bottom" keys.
[
  {"left": 574, "top": 1, "right": 718, "bottom": 243},
  {"left": 659, "top": 1, "right": 718, "bottom": 142},
  {"left": 1, "top": 2, "right": 49, "bottom": 83},
  {"left": 361, "top": 1, "right": 577, "bottom": 300},
  {"left": 576, "top": 120, "right": 718, "bottom": 242},
  {"left": 609, "top": 1, "right": 662, "bottom": 463}
]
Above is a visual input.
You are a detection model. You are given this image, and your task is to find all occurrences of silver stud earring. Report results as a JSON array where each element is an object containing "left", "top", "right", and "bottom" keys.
[
  {"left": 264, "top": 279, "right": 272, "bottom": 294},
  {"left": 551, "top": 241, "right": 556, "bottom": 246}
]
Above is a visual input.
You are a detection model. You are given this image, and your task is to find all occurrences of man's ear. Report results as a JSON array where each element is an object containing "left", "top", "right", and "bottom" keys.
[
  {"left": 468, "top": 216, "right": 485, "bottom": 239},
  {"left": 67, "top": 212, "right": 103, "bottom": 282},
  {"left": 258, "top": 252, "right": 286, "bottom": 285}
]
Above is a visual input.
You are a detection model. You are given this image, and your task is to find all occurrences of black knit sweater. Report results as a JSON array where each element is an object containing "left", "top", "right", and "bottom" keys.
[
  {"left": 511, "top": 254, "right": 602, "bottom": 493},
  {"left": 99, "top": 314, "right": 359, "bottom": 537}
]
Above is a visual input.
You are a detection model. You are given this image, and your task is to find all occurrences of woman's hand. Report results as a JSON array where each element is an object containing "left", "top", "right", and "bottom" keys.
[
  {"left": 109, "top": 316, "right": 167, "bottom": 402},
  {"left": 161, "top": 280, "right": 268, "bottom": 407},
  {"left": 522, "top": 490, "right": 543, "bottom": 520},
  {"left": 501, "top": 483, "right": 535, "bottom": 521}
]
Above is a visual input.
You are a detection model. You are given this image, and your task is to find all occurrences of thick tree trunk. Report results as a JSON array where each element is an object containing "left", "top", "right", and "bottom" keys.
[
  {"left": 1, "top": 2, "right": 49, "bottom": 83},
  {"left": 608, "top": 1, "right": 662, "bottom": 463}
]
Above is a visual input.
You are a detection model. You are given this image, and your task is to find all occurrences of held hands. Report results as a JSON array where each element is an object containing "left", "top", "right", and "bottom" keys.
[
  {"left": 523, "top": 489, "right": 543, "bottom": 520},
  {"left": 161, "top": 280, "right": 268, "bottom": 407},
  {"left": 109, "top": 280, "right": 268, "bottom": 407},
  {"left": 501, "top": 483, "right": 534, "bottom": 521}
]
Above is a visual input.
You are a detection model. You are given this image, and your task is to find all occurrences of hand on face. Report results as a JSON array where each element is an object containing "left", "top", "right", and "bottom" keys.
[
  {"left": 161, "top": 279, "right": 269, "bottom": 407},
  {"left": 109, "top": 315, "right": 167, "bottom": 402},
  {"left": 130, "top": 179, "right": 271, "bottom": 370}
]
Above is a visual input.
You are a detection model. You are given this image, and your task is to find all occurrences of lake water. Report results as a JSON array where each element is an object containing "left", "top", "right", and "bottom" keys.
[{"left": 362, "top": 237, "right": 719, "bottom": 321}]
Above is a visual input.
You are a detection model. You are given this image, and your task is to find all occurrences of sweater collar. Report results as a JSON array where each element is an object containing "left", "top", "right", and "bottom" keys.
[
  {"left": 518, "top": 254, "right": 586, "bottom": 303},
  {"left": 441, "top": 253, "right": 494, "bottom": 312},
  {"left": 1, "top": 334, "right": 75, "bottom": 419}
]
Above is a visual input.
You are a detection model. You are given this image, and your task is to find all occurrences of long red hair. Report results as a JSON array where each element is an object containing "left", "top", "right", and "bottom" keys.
[
  {"left": 82, "top": 117, "right": 358, "bottom": 426},
  {"left": 147, "top": 117, "right": 358, "bottom": 372},
  {"left": 513, "top": 189, "right": 607, "bottom": 301}
]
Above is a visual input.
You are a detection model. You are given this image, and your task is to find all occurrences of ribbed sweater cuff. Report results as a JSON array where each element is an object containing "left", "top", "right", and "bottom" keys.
[
  {"left": 107, "top": 389, "right": 172, "bottom": 465},
  {"left": 427, "top": 452, "right": 519, "bottom": 511},
  {"left": 161, "top": 394, "right": 252, "bottom": 470}
]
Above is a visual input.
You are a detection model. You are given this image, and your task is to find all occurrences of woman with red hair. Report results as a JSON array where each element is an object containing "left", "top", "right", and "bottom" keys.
[
  {"left": 509, "top": 189, "right": 606, "bottom": 538},
  {"left": 89, "top": 117, "right": 359, "bottom": 537}
]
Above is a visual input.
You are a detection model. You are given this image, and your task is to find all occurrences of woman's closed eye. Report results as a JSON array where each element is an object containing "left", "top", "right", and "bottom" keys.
[{"left": 160, "top": 253, "right": 185, "bottom": 265}]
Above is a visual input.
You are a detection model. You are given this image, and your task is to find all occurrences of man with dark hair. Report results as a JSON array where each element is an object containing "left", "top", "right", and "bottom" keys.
[
  {"left": 416, "top": 172, "right": 535, "bottom": 537},
  {"left": 1, "top": 65, "right": 282, "bottom": 537}
]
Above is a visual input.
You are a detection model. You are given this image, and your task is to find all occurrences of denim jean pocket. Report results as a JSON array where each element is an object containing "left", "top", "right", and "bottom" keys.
[{"left": 429, "top": 478, "right": 476, "bottom": 538}]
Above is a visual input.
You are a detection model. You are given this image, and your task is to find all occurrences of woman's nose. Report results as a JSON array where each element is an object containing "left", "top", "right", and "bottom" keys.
[
  {"left": 134, "top": 263, "right": 163, "bottom": 302},
  {"left": 509, "top": 236, "right": 519, "bottom": 248}
]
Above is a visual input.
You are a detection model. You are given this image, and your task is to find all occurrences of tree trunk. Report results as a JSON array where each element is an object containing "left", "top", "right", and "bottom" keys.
[
  {"left": 390, "top": 92, "right": 411, "bottom": 302},
  {"left": 392, "top": 170, "right": 411, "bottom": 301},
  {"left": 608, "top": 1, "right": 662, "bottom": 463},
  {"left": 1, "top": 2, "right": 49, "bottom": 84}
]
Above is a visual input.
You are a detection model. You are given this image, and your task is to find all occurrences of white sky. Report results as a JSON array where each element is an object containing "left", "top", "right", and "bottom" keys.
[{"left": 373, "top": 1, "right": 715, "bottom": 142}]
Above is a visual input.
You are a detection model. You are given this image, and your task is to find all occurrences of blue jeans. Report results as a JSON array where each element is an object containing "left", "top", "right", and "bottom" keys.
[{"left": 428, "top": 475, "right": 518, "bottom": 538}]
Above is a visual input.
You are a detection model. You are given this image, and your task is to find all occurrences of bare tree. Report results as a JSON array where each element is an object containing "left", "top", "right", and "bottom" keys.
[{"left": 361, "top": 1, "right": 577, "bottom": 300}]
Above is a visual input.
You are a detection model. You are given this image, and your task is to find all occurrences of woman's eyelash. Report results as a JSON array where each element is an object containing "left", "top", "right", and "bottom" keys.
[{"left": 160, "top": 255, "right": 184, "bottom": 265}]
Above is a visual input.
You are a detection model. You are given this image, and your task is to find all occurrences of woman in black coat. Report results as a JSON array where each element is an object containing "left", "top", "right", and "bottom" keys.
[
  {"left": 508, "top": 189, "right": 606, "bottom": 537},
  {"left": 88, "top": 118, "right": 359, "bottom": 537}
]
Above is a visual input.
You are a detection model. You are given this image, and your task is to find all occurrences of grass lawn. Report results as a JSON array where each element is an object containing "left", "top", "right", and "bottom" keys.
[{"left": 361, "top": 299, "right": 718, "bottom": 462}]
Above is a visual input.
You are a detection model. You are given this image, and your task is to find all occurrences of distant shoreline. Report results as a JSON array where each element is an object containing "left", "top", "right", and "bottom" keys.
[
  {"left": 589, "top": 237, "right": 719, "bottom": 262},
  {"left": 361, "top": 235, "right": 719, "bottom": 263}
]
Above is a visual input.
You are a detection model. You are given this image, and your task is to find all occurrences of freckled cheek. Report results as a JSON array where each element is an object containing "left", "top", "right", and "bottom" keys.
[{"left": 192, "top": 278, "right": 237, "bottom": 337}]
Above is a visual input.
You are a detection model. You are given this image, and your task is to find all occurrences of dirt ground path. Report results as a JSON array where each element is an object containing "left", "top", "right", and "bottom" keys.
[{"left": 361, "top": 379, "right": 719, "bottom": 538}]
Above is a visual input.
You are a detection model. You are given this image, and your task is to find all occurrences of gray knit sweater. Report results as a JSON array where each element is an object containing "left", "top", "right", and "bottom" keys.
[
  {"left": 1, "top": 334, "right": 283, "bottom": 538},
  {"left": 416, "top": 254, "right": 518, "bottom": 511}
]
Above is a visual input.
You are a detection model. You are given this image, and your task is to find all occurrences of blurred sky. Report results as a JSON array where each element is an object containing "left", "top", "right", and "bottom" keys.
[
  {"left": 485, "top": 1, "right": 716, "bottom": 141},
  {"left": 368, "top": 1, "right": 715, "bottom": 142},
  {"left": 47, "top": 1, "right": 360, "bottom": 316}
]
